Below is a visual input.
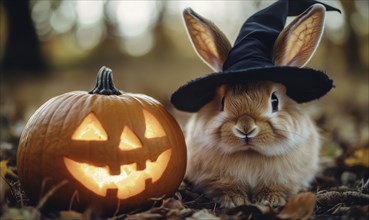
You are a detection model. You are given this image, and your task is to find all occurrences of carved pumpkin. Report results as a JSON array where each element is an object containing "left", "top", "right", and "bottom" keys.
[{"left": 17, "top": 67, "right": 186, "bottom": 215}]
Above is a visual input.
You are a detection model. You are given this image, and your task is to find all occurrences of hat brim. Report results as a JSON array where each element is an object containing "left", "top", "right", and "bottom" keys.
[{"left": 170, "top": 66, "right": 333, "bottom": 112}]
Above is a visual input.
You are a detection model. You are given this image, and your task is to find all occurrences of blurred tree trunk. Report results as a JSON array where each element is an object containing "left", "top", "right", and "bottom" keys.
[
  {"left": 0, "top": 0, "right": 46, "bottom": 74},
  {"left": 340, "top": 0, "right": 363, "bottom": 73}
]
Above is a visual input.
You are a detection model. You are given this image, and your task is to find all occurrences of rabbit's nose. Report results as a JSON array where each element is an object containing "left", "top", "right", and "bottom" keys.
[
  {"left": 232, "top": 125, "right": 259, "bottom": 139},
  {"left": 232, "top": 114, "right": 259, "bottom": 138},
  {"left": 245, "top": 127, "right": 258, "bottom": 137}
]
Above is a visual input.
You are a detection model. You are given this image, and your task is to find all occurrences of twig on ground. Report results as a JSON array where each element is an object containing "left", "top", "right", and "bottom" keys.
[
  {"left": 36, "top": 180, "right": 68, "bottom": 210},
  {"left": 317, "top": 191, "right": 369, "bottom": 207}
]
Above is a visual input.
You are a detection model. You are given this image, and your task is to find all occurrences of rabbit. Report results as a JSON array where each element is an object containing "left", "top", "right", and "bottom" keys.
[{"left": 182, "top": 4, "right": 327, "bottom": 208}]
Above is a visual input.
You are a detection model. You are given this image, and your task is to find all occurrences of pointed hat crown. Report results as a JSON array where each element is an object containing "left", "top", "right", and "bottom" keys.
[{"left": 171, "top": 0, "right": 341, "bottom": 112}]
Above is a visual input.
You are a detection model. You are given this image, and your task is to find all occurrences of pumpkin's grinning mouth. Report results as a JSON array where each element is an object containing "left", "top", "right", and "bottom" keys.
[
  {"left": 135, "top": 153, "right": 170, "bottom": 171},
  {"left": 63, "top": 149, "right": 172, "bottom": 199}
]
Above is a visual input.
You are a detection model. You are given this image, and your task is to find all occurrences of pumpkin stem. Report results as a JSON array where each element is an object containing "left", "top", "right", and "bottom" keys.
[{"left": 89, "top": 66, "right": 122, "bottom": 95}]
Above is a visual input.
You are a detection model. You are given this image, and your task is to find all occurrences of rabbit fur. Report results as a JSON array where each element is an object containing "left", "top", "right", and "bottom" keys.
[{"left": 182, "top": 4, "right": 327, "bottom": 207}]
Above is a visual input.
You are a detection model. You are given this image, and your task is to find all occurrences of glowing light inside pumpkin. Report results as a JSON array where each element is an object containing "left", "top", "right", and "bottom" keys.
[
  {"left": 72, "top": 113, "right": 108, "bottom": 141},
  {"left": 143, "top": 109, "right": 166, "bottom": 139},
  {"left": 119, "top": 126, "right": 142, "bottom": 150},
  {"left": 64, "top": 149, "right": 171, "bottom": 199}
]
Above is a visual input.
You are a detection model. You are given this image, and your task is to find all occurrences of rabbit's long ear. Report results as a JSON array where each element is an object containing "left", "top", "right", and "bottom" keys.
[
  {"left": 183, "top": 8, "right": 232, "bottom": 72},
  {"left": 272, "top": 4, "right": 326, "bottom": 67}
]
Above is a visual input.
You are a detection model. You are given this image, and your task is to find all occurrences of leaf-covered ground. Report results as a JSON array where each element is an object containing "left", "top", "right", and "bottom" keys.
[
  {"left": 1, "top": 156, "right": 368, "bottom": 219},
  {"left": 1, "top": 77, "right": 369, "bottom": 219}
]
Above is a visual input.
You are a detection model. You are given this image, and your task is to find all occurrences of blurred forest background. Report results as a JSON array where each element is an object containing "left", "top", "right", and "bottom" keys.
[
  {"left": 0, "top": 0, "right": 368, "bottom": 164},
  {"left": 0, "top": 0, "right": 368, "bottom": 218}
]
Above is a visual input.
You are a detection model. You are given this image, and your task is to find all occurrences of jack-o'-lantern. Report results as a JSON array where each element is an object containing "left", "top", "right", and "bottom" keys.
[{"left": 17, "top": 67, "right": 187, "bottom": 215}]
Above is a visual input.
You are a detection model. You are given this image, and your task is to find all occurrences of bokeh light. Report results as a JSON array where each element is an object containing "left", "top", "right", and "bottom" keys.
[
  {"left": 76, "top": 0, "right": 105, "bottom": 26},
  {"left": 115, "top": 1, "right": 159, "bottom": 38},
  {"left": 28, "top": 0, "right": 360, "bottom": 60},
  {"left": 50, "top": 2, "right": 75, "bottom": 34}
]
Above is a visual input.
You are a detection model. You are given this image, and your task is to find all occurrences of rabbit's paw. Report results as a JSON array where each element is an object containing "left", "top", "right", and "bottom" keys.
[
  {"left": 216, "top": 191, "right": 249, "bottom": 208},
  {"left": 253, "top": 187, "right": 287, "bottom": 207}
]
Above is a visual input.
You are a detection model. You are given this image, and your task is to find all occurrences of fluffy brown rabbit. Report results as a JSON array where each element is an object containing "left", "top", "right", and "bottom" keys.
[{"left": 182, "top": 4, "right": 328, "bottom": 207}]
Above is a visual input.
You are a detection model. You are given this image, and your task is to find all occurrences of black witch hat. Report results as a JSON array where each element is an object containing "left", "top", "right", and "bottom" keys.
[{"left": 171, "top": 0, "right": 341, "bottom": 112}]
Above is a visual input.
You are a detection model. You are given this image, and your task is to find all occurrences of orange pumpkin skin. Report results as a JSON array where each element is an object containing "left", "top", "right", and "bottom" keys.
[{"left": 17, "top": 67, "right": 187, "bottom": 215}]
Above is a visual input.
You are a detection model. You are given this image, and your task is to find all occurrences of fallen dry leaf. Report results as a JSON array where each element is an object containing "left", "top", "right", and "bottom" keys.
[
  {"left": 1, "top": 176, "right": 10, "bottom": 204},
  {"left": 0, "top": 160, "right": 17, "bottom": 179},
  {"left": 189, "top": 209, "right": 220, "bottom": 220},
  {"left": 277, "top": 192, "right": 317, "bottom": 220},
  {"left": 161, "top": 197, "right": 185, "bottom": 209},
  {"left": 125, "top": 212, "right": 163, "bottom": 219},
  {"left": 344, "top": 147, "right": 369, "bottom": 167},
  {"left": 1, "top": 207, "right": 41, "bottom": 220},
  {"left": 224, "top": 204, "right": 274, "bottom": 219},
  {"left": 59, "top": 210, "right": 84, "bottom": 220}
]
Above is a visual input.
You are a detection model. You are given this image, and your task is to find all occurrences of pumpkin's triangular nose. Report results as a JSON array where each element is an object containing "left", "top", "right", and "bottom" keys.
[{"left": 119, "top": 126, "right": 143, "bottom": 151}]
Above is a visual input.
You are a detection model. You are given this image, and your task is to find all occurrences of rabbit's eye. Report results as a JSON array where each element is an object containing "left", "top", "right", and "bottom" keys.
[
  {"left": 271, "top": 93, "right": 279, "bottom": 112},
  {"left": 221, "top": 97, "right": 225, "bottom": 111}
]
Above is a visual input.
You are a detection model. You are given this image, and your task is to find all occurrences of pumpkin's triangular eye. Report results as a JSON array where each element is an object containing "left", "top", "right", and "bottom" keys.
[
  {"left": 119, "top": 126, "right": 142, "bottom": 150},
  {"left": 72, "top": 113, "right": 108, "bottom": 141},
  {"left": 143, "top": 109, "right": 166, "bottom": 138}
]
